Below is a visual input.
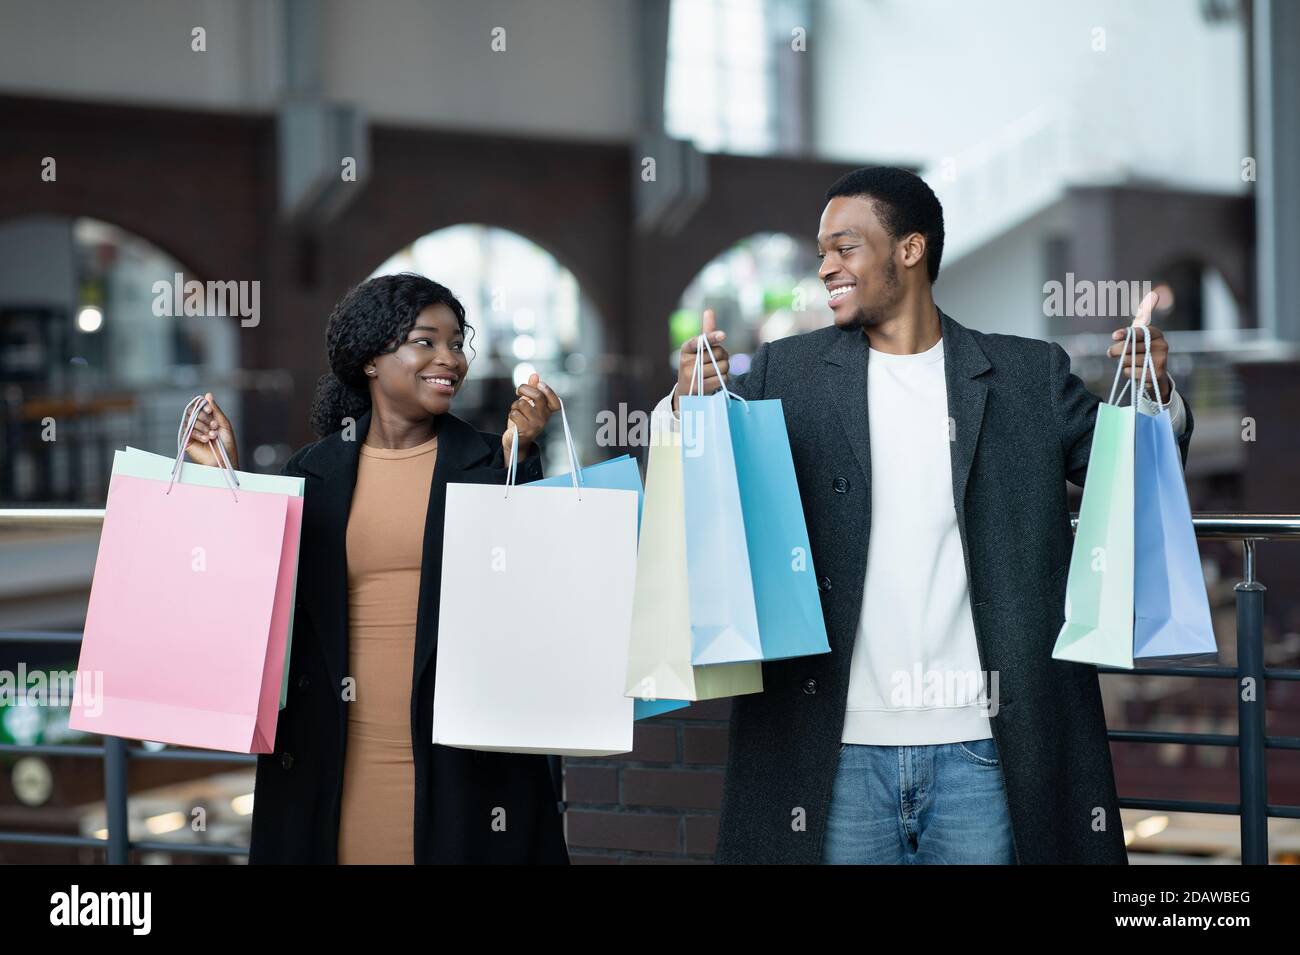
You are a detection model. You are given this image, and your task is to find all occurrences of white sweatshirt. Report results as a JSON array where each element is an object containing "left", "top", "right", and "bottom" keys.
[{"left": 842, "top": 338, "right": 992, "bottom": 745}]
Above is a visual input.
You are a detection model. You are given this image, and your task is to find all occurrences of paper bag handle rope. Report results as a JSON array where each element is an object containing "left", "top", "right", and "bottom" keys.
[
  {"left": 504, "top": 391, "right": 582, "bottom": 500},
  {"left": 687, "top": 331, "right": 749, "bottom": 410},
  {"left": 1107, "top": 325, "right": 1164, "bottom": 412},
  {"left": 1106, "top": 326, "right": 1137, "bottom": 405},
  {"left": 166, "top": 395, "right": 239, "bottom": 500},
  {"left": 691, "top": 332, "right": 754, "bottom": 410}
]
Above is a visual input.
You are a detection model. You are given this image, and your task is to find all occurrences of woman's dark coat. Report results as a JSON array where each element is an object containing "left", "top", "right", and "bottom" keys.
[{"left": 249, "top": 410, "right": 568, "bottom": 864}]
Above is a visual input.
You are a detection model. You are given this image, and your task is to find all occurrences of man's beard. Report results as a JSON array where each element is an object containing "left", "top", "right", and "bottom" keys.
[{"left": 841, "top": 258, "right": 901, "bottom": 330}]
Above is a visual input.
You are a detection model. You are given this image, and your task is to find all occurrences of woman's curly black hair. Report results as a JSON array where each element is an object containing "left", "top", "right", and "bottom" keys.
[{"left": 309, "top": 272, "right": 474, "bottom": 437}]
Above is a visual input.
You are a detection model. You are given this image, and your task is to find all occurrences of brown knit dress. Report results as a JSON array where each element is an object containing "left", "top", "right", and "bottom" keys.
[{"left": 336, "top": 432, "right": 438, "bottom": 864}]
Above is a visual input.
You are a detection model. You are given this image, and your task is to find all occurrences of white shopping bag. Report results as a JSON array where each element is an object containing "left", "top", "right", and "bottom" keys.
[{"left": 432, "top": 402, "right": 639, "bottom": 757}]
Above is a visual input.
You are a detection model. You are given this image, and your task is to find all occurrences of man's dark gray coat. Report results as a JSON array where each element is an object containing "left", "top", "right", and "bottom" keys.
[{"left": 711, "top": 308, "right": 1192, "bottom": 864}]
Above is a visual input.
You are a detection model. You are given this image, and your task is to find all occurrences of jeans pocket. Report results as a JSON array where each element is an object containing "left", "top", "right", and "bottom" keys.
[{"left": 955, "top": 737, "right": 1000, "bottom": 767}]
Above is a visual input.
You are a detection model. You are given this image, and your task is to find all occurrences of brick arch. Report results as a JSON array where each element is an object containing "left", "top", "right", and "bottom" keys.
[
  {"left": 0, "top": 211, "right": 206, "bottom": 284},
  {"left": 357, "top": 219, "right": 607, "bottom": 324},
  {"left": 322, "top": 125, "right": 629, "bottom": 338},
  {"left": 345, "top": 220, "right": 613, "bottom": 387},
  {"left": 1097, "top": 185, "right": 1254, "bottom": 331},
  {"left": 634, "top": 154, "right": 868, "bottom": 343},
  {"left": 0, "top": 97, "right": 267, "bottom": 289},
  {"left": 1148, "top": 247, "right": 1251, "bottom": 313},
  {"left": 640, "top": 222, "right": 826, "bottom": 337},
  {"left": 674, "top": 227, "right": 820, "bottom": 297}
]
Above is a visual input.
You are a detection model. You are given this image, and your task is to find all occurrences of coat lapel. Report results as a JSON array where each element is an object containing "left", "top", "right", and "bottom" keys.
[
  {"left": 821, "top": 327, "right": 872, "bottom": 490},
  {"left": 294, "top": 414, "right": 365, "bottom": 699},
  {"left": 940, "top": 308, "right": 992, "bottom": 535},
  {"left": 294, "top": 409, "right": 498, "bottom": 709}
]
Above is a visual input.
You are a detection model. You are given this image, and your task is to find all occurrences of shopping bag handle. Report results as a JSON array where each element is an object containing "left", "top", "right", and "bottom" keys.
[
  {"left": 503, "top": 391, "right": 582, "bottom": 500},
  {"left": 1106, "top": 326, "right": 1136, "bottom": 405},
  {"left": 175, "top": 394, "right": 242, "bottom": 478},
  {"left": 166, "top": 395, "right": 240, "bottom": 501},
  {"left": 687, "top": 331, "right": 748, "bottom": 411},
  {"left": 1107, "top": 325, "right": 1164, "bottom": 412},
  {"left": 556, "top": 391, "right": 583, "bottom": 485}
]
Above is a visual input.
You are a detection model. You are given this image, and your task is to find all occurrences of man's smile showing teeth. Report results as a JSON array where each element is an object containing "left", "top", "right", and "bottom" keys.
[{"left": 828, "top": 285, "right": 855, "bottom": 301}]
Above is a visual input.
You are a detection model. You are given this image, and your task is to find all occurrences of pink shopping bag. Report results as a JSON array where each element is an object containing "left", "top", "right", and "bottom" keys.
[{"left": 69, "top": 402, "right": 295, "bottom": 753}]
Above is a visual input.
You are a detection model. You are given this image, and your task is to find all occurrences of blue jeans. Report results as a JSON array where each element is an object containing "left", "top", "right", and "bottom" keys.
[{"left": 821, "top": 737, "right": 1017, "bottom": 864}]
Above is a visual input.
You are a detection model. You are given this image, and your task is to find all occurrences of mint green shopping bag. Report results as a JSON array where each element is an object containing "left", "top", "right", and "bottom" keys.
[{"left": 1051, "top": 330, "right": 1140, "bottom": 669}]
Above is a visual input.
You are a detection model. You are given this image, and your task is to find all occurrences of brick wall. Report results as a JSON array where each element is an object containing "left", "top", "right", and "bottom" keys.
[{"left": 563, "top": 699, "right": 732, "bottom": 863}]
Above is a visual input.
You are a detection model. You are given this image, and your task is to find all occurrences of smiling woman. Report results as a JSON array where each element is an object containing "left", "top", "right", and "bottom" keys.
[
  {"left": 306, "top": 276, "right": 475, "bottom": 441},
  {"left": 367, "top": 224, "right": 602, "bottom": 472},
  {"left": 185, "top": 273, "right": 568, "bottom": 864}
]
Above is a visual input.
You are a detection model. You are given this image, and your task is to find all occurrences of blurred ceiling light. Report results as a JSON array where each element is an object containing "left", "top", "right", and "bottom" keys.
[
  {"left": 1134, "top": 815, "right": 1169, "bottom": 839},
  {"left": 703, "top": 263, "right": 730, "bottom": 288},
  {"left": 511, "top": 335, "right": 536, "bottom": 360},
  {"left": 1152, "top": 283, "right": 1175, "bottom": 313},
  {"left": 231, "top": 793, "right": 255, "bottom": 816},
  {"left": 93, "top": 828, "right": 108, "bottom": 840},
  {"left": 144, "top": 811, "right": 186, "bottom": 835},
  {"left": 512, "top": 362, "right": 537, "bottom": 387},
  {"left": 76, "top": 306, "right": 103, "bottom": 333}
]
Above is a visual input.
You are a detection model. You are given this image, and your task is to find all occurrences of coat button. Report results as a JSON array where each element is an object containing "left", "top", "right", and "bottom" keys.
[
  {"left": 280, "top": 752, "right": 294, "bottom": 770},
  {"left": 832, "top": 477, "right": 849, "bottom": 493},
  {"left": 297, "top": 675, "right": 310, "bottom": 690},
  {"left": 802, "top": 678, "right": 818, "bottom": 695},
  {"left": 818, "top": 576, "right": 832, "bottom": 593}
]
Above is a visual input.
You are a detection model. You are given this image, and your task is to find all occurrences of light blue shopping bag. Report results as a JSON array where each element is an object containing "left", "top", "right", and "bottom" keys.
[
  {"left": 528, "top": 454, "right": 642, "bottom": 524},
  {"left": 680, "top": 336, "right": 763, "bottom": 666},
  {"left": 729, "top": 398, "right": 831, "bottom": 661},
  {"left": 1133, "top": 404, "right": 1217, "bottom": 661},
  {"left": 529, "top": 453, "right": 689, "bottom": 719}
]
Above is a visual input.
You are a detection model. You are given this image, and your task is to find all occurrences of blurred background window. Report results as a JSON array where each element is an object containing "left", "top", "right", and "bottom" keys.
[
  {"left": 0, "top": 215, "right": 239, "bottom": 504},
  {"left": 669, "top": 231, "right": 822, "bottom": 375}
]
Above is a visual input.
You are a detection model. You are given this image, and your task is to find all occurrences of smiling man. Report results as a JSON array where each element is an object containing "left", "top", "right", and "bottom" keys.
[{"left": 653, "top": 166, "right": 1190, "bottom": 864}]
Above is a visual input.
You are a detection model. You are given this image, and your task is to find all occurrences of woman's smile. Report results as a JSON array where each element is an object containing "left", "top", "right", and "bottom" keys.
[{"left": 419, "top": 371, "right": 458, "bottom": 395}]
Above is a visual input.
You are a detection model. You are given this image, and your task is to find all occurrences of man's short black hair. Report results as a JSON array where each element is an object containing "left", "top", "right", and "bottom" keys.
[{"left": 825, "top": 166, "right": 945, "bottom": 284}]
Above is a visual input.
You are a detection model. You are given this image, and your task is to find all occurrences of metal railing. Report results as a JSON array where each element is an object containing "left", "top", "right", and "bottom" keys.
[
  {"left": 0, "top": 510, "right": 1298, "bottom": 864},
  {"left": 1089, "top": 514, "right": 1300, "bottom": 864}
]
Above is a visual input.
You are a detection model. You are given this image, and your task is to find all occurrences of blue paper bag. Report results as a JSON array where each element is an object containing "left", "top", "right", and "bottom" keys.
[
  {"left": 728, "top": 398, "right": 831, "bottom": 661},
  {"left": 1133, "top": 407, "right": 1217, "bottom": 660},
  {"left": 680, "top": 390, "right": 763, "bottom": 665}
]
